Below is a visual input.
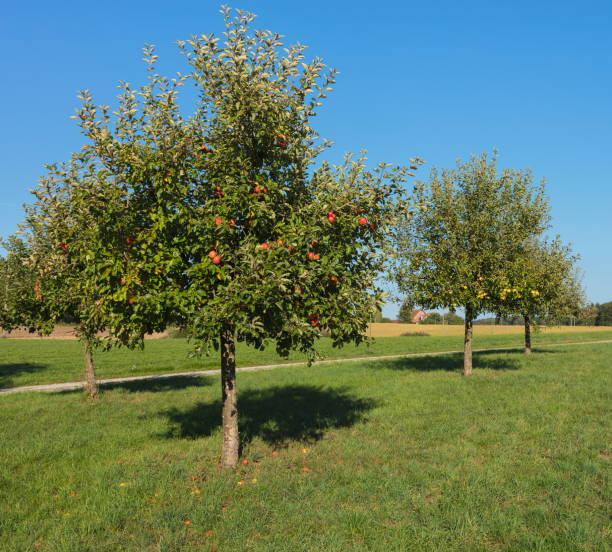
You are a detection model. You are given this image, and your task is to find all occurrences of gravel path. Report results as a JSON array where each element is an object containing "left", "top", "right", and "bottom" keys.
[{"left": 1, "top": 339, "right": 611, "bottom": 396}]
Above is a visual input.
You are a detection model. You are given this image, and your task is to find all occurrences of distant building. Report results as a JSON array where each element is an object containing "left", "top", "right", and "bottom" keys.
[{"left": 411, "top": 309, "right": 428, "bottom": 324}]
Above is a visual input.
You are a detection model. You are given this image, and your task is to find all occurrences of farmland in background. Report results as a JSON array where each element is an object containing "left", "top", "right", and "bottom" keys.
[{"left": 367, "top": 322, "right": 611, "bottom": 338}]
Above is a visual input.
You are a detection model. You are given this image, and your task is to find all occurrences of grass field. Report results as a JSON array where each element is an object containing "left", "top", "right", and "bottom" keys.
[
  {"left": 0, "top": 340, "right": 610, "bottom": 550},
  {"left": 1, "top": 329, "right": 612, "bottom": 389}
]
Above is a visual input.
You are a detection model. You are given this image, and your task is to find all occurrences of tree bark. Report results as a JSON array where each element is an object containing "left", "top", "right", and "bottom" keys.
[
  {"left": 524, "top": 314, "right": 532, "bottom": 354},
  {"left": 220, "top": 326, "right": 239, "bottom": 468},
  {"left": 83, "top": 341, "right": 98, "bottom": 399},
  {"left": 463, "top": 303, "right": 473, "bottom": 375}
]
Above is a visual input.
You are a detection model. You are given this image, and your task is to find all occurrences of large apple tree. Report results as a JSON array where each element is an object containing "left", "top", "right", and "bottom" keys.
[
  {"left": 43, "top": 6, "right": 420, "bottom": 467},
  {"left": 390, "top": 152, "right": 549, "bottom": 375}
]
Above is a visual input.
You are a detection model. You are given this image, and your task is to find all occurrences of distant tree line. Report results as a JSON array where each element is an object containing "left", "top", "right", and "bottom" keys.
[
  {"left": 473, "top": 303, "right": 611, "bottom": 326},
  {"left": 575, "top": 302, "right": 612, "bottom": 326}
]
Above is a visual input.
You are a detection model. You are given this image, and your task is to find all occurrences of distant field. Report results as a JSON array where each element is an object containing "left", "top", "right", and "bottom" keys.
[
  {"left": 367, "top": 322, "right": 611, "bottom": 337},
  {"left": 0, "top": 341, "right": 610, "bottom": 550}
]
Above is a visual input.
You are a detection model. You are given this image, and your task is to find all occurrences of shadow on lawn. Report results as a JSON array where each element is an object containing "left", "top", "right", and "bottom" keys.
[
  {"left": 0, "top": 362, "right": 49, "bottom": 388},
  {"left": 374, "top": 350, "right": 526, "bottom": 372},
  {"left": 100, "top": 375, "right": 214, "bottom": 394},
  {"left": 160, "top": 384, "right": 376, "bottom": 447}
]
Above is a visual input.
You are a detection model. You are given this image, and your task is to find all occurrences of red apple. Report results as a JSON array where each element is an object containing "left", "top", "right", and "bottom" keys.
[
  {"left": 307, "top": 251, "right": 315, "bottom": 259},
  {"left": 359, "top": 217, "right": 367, "bottom": 225},
  {"left": 214, "top": 217, "right": 222, "bottom": 225},
  {"left": 261, "top": 243, "right": 269, "bottom": 250},
  {"left": 241, "top": 459, "right": 249, "bottom": 465},
  {"left": 314, "top": 254, "right": 320, "bottom": 260},
  {"left": 60, "top": 242, "right": 67, "bottom": 250},
  {"left": 208, "top": 250, "right": 217, "bottom": 259},
  {"left": 212, "top": 255, "right": 221, "bottom": 264}
]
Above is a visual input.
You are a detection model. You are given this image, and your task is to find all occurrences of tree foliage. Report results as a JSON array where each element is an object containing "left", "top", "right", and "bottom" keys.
[
  {"left": 596, "top": 301, "right": 612, "bottom": 326},
  {"left": 58, "top": 8, "right": 418, "bottom": 356},
  {"left": 420, "top": 312, "right": 441, "bottom": 324},
  {"left": 496, "top": 238, "right": 583, "bottom": 325},
  {"left": 397, "top": 299, "right": 414, "bottom": 323}
]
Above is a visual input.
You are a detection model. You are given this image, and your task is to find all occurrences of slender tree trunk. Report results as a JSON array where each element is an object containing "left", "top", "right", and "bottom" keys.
[
  {"left": 220, "top": 326, "right": 239, "bottom": 468},
  {"left": 463, "top": 303, "right": 473, "bottom": 375},
  {"left": 83, "top": 341, "right": 98, "bottom": 399},
  {"left": 524, "top": 314, "right": 532, "bottom": 355}
]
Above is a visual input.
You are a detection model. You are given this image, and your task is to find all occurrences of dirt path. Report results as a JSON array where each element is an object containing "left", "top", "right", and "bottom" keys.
[{"left": 1, "top": 339, "right": 611, "bottom": 396}]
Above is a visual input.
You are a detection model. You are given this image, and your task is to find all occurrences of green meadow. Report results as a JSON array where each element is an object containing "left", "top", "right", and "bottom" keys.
[
  {"left": 0, "top": 338, "right": 610, "bottom": 551},
  {"left": 1, "top": 329, "right": 611, "bottom": 388}
]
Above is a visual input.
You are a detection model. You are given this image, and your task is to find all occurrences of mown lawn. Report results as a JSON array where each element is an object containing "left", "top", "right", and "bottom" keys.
[
  {"left": 0, "top": 341, "right": 610, "bottom": 551},
  {"left": 1, "top": 329, "right": 612, "bottom": 388}
]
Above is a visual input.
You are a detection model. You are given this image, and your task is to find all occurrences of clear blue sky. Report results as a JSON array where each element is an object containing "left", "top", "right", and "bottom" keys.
[{"left": 1, "top": 0, "right": 610, "bottom": 318}]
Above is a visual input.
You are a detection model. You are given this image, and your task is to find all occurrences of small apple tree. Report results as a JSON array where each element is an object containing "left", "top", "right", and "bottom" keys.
[
  {"left": 0, "top": 235, "right": 48, "bottom": 338},
  {"left": 18, "top": 157, "right": 135, "bottom": 398},
  {"left": 390, "top": 152, "right": 549, "bottom": 375},
  {"left": 48, "top": 6, "right": 420, "bottom": 467},
  {"left": 495, "top": 238, "right": 583, "bottom": 353}
]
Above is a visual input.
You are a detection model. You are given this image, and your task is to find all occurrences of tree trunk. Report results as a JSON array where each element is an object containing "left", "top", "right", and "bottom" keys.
[
  {"left": 83, "top": 341, "right": 98, "bottom": 399},
  {"left": 524, "top": 314, "right": 532, "bottom": 355},
  {"left": 220, "top": 326, "right": 239, "bottom": 468},
  {"left": 463, "top": 304, "right": 473, "bottom": 375}
]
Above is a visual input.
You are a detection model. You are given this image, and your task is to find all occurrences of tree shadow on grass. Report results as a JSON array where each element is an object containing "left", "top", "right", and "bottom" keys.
[
  {"left": 52, "top": 374, "right": 215, "bottom": 396},
  {"left": 373, "top": 351, "right": 523, "bottom": 372},
  {"left": 0, "top": 363, "right": 49, "bottom": 388},
  {"left": 160, "top": 384, "right": 377, "bottom": 448},
  {"left": 100, "top": 375, "right": 214, "bottom": 394}
]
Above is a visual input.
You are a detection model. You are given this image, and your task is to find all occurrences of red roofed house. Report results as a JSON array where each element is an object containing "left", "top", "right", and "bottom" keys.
[{"left": 412, "top": 309, "right": 428, "bottom": 324}]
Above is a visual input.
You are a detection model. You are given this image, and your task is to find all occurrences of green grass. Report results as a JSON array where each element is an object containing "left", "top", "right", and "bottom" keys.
[
  {"left": 0, "top": 341, "right": 610, "bottom": 550},
  {"left": 1, "top": 329, "right": 612, "bottom": 388}
]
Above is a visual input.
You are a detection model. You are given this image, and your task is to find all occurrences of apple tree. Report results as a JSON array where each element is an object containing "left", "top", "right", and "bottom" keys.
[
  {"left": 390, "top": 152, "right": 549, "bottom": 374},
  {"left": 0, "top": 235, "right": 48, "bottom": 338},
  {"left": 18, "top": 157, "right": 136, "bottom": 398},
  {"left": 48, "top": 6, "right": 421, "bottom": 466},
  {"left": 495, "top": 237, "right": 583, "bottom": 353}
]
